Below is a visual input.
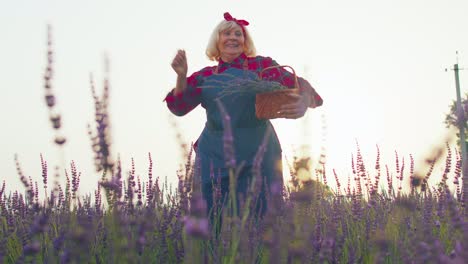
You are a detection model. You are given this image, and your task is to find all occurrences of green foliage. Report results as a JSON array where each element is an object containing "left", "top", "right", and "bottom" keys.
[{"left": 444, "top": 92, "right": 468, "bottom": 147}]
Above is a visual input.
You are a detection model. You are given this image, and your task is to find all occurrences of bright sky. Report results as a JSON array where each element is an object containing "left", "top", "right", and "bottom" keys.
[{"left": 1, "top": 0, "right": 467, "bottom": 197}]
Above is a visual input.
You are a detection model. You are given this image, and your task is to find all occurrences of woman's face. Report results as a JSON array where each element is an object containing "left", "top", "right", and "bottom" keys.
[{"left": 218, "top": 25, "right": 245, "bottom": 60}]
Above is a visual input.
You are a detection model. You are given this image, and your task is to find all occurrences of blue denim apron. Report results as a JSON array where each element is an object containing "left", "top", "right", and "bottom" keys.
[{"left": 196, "top": 66, "right": 283, "bottom": 216}]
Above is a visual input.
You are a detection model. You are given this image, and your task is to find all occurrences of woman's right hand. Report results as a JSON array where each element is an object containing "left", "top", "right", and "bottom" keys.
[{"left": 171, "top": 49, "right": 188, "bottom": 77}]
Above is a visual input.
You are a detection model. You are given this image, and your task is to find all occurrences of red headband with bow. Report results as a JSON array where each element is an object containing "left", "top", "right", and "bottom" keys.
[{"left": 223, "top": 12, "right": 249, "bottom": 27}]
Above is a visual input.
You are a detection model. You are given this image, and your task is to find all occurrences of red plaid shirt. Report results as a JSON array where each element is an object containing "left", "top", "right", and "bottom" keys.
[{"left": 164, "top": 53, "right": 323, "bottom": 116}]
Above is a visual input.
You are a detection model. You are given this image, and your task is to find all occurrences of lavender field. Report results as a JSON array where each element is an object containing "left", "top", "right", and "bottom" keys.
[
  {"left": 1, "top": 27, "right": 467, "bottom": 264},
  {"left": 1, "top": 142, "right": 466, "bottom": 263}
]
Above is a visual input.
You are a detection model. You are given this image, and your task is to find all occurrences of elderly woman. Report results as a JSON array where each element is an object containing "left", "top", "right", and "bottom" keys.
[{"left": 164, "top": 12, "right": 323, "bottom": 218}]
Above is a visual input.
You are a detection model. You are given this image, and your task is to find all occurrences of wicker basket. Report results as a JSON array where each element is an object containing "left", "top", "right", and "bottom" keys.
[{"left": 255, "top": 65, "right": 300, "bottom": 119}]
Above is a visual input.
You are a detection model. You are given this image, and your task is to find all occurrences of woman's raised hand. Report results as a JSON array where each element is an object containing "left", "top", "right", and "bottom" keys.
[{"left": 171, "top": 49, "right": 188, "bottom": 77}]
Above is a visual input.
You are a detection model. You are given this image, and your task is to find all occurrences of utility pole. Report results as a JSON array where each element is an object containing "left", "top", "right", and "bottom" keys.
[{"left": 449, "top": 53, "right": 467, "bottom": 211}]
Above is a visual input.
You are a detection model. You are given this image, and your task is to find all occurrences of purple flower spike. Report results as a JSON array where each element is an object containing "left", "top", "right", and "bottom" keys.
[
  {"left": 23, "top": 241, "right": 40, "bottom": 256},
  {"left": 189, "top": 193, "right": 207, "bottom": 217},
  {"left": 215, "top": 99, "right": 236, "bottom": 169},
  {"left": 184, "top": 216, "right": 210, "bottom": 239}
]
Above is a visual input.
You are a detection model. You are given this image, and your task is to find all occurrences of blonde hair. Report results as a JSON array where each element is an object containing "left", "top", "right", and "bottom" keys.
[{"left": 205, "top": 20, "right": 256, "bottom": 61}]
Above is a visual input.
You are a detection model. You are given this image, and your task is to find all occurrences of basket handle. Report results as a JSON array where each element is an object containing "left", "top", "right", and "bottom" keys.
[{"left": 258, "top": 65, "right": 300, "bottom": 89}]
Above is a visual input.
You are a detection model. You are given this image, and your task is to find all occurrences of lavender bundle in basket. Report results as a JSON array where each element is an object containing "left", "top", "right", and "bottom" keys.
[{"left": 199, "top": 72, "right": 288, "bottom": 101}]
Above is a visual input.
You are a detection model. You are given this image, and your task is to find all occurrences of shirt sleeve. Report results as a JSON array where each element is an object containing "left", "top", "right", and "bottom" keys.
[
  {"left": 297, "top": 77, "right": 323, "bottom": 108},
  {"left": 163, "top": 69, "right": 206, "bottom": 116},
  {"left": 260, "top": 57, "right": 323, "bottom": 108}
]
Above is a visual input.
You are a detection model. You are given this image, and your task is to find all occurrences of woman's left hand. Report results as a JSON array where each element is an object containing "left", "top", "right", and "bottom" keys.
[{"left": 278, "top": 93, "right": 310, "bottom": 119}]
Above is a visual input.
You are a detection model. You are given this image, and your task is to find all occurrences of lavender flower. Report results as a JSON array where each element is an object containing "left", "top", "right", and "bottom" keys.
[
  {"left": 215, "top": 99, "right": 236, "bottom": 169},
  {"left": 23, "top": 240, "right": 40, "bottom": 256},
  {"left": 43, "top": 25, "right": 67, "bottom": 146},
  {"left": 183, "top": 216, "right": 210, "bottom": 239}
]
